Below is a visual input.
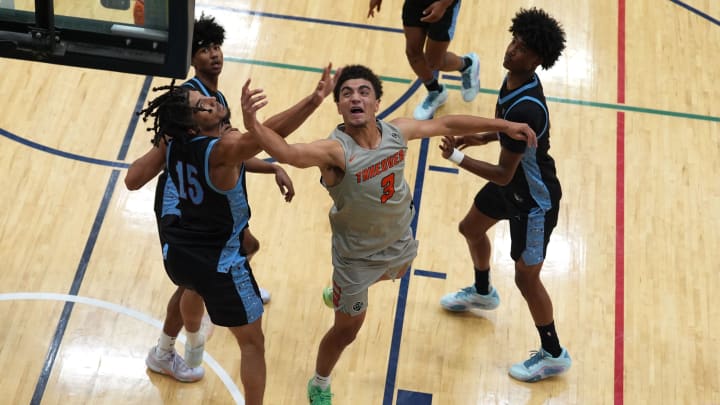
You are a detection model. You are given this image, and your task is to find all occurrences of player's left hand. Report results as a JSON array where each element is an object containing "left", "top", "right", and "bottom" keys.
[
  {"left": 274, "top": 165, "right": 295, "bottom": 202},
  {"left": 439, "top": 135, "right": 456, "bottom": 159},
  {"left": 503, "top": 121, "right": 538, "bottom": 148},
  {"left": 241, "top": 78, "right": 268, "bottom": 131},
  {"left": 311, "top": 63, "right": 344, "bottom": 106}
]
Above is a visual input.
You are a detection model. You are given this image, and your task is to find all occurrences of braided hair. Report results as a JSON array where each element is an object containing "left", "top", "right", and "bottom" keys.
[
  {"left": 137, "top": 81, "right": 198, "bottom": 146},
  {"left": 510, "top": 8, "right": 566, "bottom": 69}
]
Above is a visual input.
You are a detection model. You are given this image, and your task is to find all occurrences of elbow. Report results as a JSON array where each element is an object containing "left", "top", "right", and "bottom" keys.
[
  {"left": 125, "top": 180, "right": 141, "bottom": 191},
  {"left": 124, "top": 176, "right": 139, "bottom": 190},
  {"left": 495, "top": 173, "right": 513, "bottom": 186},
  {"left": 272, "top": 153, "right": 291, "bottom": 165}
]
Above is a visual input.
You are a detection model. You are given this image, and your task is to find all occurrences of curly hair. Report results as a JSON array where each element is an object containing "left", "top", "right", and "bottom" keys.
[
  {"left": 333, "top": 64, "right": 383, "bottom": 102},
  {"left": 137, "top": 82, "right": 197, "bottom": 146},
  {"left": 192, "top": 13, "right": 225, "bottom": 56},
  {"left": 509, "top": 8, "right": 566, "bottom": 69}
]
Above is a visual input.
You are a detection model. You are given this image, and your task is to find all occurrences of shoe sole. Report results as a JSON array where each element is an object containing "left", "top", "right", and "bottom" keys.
[
  {"left": 441, "top": 303, "right": 499, "bottom": 312},
  {"left": 413, "top": 92, "right": 449, "bottom": 120},
  {"left": 145, "top": 360, "right": 203, "bottom": 383},
  {"left": 509, "top": 364, "right": 570, "bottom": 382},
  {"left": 441, "top": 295, "right": 499, "bottom": 312}
]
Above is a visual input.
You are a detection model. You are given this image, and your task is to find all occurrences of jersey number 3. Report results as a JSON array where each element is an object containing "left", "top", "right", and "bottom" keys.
[
  {"left": 175, "top": 161, "right": 204, "bottom": 205},
  {"left": 380, "top": 173, "right": 395, "bottom": 203}
]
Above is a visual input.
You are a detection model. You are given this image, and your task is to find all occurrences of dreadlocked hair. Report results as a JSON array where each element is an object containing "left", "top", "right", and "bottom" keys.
[
  {"left": 510, "top": 8, "right": 566, "bottom": 69},
  {"left": 137, "top": 80, "right": 197, "bottom": 146},
  {"left": 333, "top": 64, "right": 383, "bottom": 102}
]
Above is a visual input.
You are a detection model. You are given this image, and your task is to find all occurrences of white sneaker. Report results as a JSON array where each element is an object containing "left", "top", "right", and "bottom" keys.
[
  {"left": 460, "top": 52, "right": 481, "bottom": 102},
  {"left": 145, "top": 346, "right": 204, "bottom": 382},
  {"left": 259, "top": 287, "right": 271, "bottom": 304},
  {"left": 440, "top": 285, "right": 500, "bottom": 312},
  {"left": 413, "top": 86, "right": 449, "bottom": 120},
  {"left": 509, "top": 347, "right": 572, "bottom": 382}
]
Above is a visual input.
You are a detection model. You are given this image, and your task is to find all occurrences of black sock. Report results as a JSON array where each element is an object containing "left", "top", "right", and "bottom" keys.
[
  {"left": 537, "top": 321, "right": 562, "bottom": 357},
  {"left": 424, "top": 78, "right": 441, "bottom": 92},
  {"left": 473, "top": 267, "right": 490, "bottom": 295},
  {"left": 459, "top": 56, "right": 472, "bottom": 72}
]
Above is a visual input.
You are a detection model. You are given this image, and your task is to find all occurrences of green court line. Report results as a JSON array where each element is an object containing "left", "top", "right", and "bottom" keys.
[{"left": 226, "top": 57, "right": 719, "bottom": 123}]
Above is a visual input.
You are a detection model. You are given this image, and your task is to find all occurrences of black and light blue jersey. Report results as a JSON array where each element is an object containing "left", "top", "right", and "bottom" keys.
[
  {"left": 495, "top": 73, "right": 561, "bottom": 212},
  {"left": 159, "top": 135, "right": 250, "bottom": 273},
  {"left": 154, "top": 77, "right": 250, "bottom": 241}
]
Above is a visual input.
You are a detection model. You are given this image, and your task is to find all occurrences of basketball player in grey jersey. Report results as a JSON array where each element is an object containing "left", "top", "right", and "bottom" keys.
[{"left": 240, "top": 65, "right": 537, "bottom": 404}]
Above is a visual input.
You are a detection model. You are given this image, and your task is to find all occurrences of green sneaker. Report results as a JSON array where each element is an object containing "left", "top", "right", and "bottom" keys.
[
  {"left": 307, "top": 378, "right": 332, "bottom": 404},
  {"left": 322, "top": 286, "right": 334, "bottom": 309}
]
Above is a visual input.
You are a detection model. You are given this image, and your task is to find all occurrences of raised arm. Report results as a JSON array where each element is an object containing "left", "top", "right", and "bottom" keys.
[
  {"left": 439, "top": 135, "right": 522, "bottom": 186},
  {"left": 125, "top": 141, "right": 166, "bottom": 190},
  {"left": 392, "top": 115, "right": 537, "bottom": 147},
  {"left": 261, "top": 63, "right": 342, "bottom": 138},
  {"left": 241, "top": 80, "right": 344, "bottom": 170}
]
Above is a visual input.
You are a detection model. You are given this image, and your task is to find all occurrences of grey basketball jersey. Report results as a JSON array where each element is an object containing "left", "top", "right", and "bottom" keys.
[{"left": 324, "top": 120, "right": 414, "bottom": 259}]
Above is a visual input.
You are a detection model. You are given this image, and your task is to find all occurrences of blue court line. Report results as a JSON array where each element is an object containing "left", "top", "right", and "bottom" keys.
[
  {"left": 117, "top": 76, "right": 154, "bottom": 161},
  {"left": 3, "top": 59, "right": 716, "bottom": 167},
  {"left": 428, "top": 165, "right": 459, "bottom": 174},
  {"left": 383, "top": 137, "right": 431, "bottom": 405},
  {"left": 669, "top": 0, "right": 720, "bottom": 25},
  {"left": 30, "top": 78, "right": 153, "bottom": 404},
  {"left": 31, "top": 170, "right": 121, "bottom": 403},
  {"left": 8, "top": 4, "right": 716, "bottom": 402},
  {"left": 0, "top": 128, "right": 130, "bottom": 168},
  {"left": 414, "top": 269, "right": 447, "bottom": 279},
  {"left": 397, "top": 389, "right": 433, "bottom": 405}
]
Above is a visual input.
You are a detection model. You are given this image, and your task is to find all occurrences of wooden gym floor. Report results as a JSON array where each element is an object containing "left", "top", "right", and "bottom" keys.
[{"left": 0, "top": 0, "right": 718, "bottom": 404}]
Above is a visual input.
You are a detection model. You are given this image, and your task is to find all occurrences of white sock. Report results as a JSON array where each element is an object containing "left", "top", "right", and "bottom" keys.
[
  {"left": 186, "top": 330, "right": 204, "bottom": 349},
  {"left": 158, "top": 332, "right": 176, "bottom": 353},
  {"left": 312, "top": 373, "right": 331, "bottom": 390}
]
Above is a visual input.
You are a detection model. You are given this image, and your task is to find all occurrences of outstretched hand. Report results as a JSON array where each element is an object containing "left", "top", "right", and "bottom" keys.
[
  {"left": 439, "top": 135, "right": 456, "bottom": 159},
  {"left": 311, "top": 63, "right": 344, "bottom": 105},
  {"left": 274, "top": 166, "right": 295, "bottom": 202},
  {"left": 504, "top": 122, "right": 538, "bottom": 148},
  {"left": 241, "top": 79, "right": 268, "bottom": 132},
  {"left": 368, "top": 0, "right": 382, "bottom": 18}
]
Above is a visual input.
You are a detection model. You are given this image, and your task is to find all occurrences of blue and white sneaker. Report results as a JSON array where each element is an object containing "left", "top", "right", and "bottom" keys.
[
  {"left": 440, "top": 285, "right": 500, "bottom": 311},
  {"left": 413, "top": 85, "right": 449, "bottom": 120},
  {"left": 509, "top": 347, "right": 572, "bottom": 382},
  {"left": 460, "top": 52, "right": 481, "bottom": 102}
]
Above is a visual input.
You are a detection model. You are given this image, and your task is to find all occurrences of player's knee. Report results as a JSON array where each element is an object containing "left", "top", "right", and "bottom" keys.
[
  {"left": 233, "top": 326, "right": 265, "bottom": 352},
  {"left": 458, "top": 218, "right": 477, "bottom": 239},
  {"left": 514, "top": 263, "right": 543, "bottom": 292},
  {"left": 405, "top": 47, "right": 425, "bottom": 65},
  {"left": 334, "top": 327, "right": 360, "bottom": 347}
]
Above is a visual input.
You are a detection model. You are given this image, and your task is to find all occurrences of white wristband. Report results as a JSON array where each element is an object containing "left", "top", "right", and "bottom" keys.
[{"left": 447, "top": 148, "right": 465, "bottom": 165}]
